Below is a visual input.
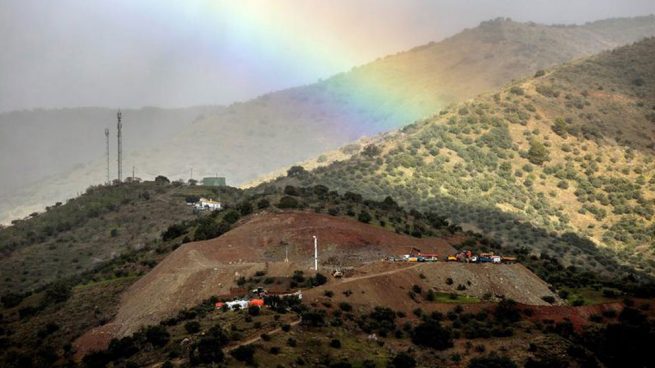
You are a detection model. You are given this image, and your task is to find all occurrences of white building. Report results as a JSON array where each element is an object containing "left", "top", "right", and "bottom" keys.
[{"left": 193, "top": 197, "right": 222, "bottom": 211}]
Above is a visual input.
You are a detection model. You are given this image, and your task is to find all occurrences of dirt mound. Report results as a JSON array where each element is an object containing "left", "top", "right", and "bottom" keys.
[
  {"left": 304, "top": 262, "right": 560, "bottom": 313},
  {"left": 75, "top": 212, "right": 458, "bottom": 355}
]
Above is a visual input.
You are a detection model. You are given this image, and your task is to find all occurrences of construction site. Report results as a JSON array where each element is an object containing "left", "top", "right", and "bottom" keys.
[{"left": 74, "top": 211, "right": 560, "bottom": 356}]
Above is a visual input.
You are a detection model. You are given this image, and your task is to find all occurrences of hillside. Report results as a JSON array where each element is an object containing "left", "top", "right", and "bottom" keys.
[
  {"left": 0, "top": 182, "right": 246, "bottom": 293},
  {"left": 0, "top": 105, "right": 222, "bottom": 224},
  {"left": 5, "top": 16, "right": 654, "bottom": 225},
  {"left": 264, "top": 38, "right": 655, "bottom": 280},
  {"left": 1, "top": 180, "right": 652, "bottom": 368}
]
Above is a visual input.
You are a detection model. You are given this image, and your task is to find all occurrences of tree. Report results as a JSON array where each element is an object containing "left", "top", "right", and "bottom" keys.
[
  {"left": 155, "top": 175, "right": 170, "bottom": 184},
  {"left": 495, "top": 299, "right": 521, "bottom": 323},
  {"left": 551, "top": 118, "right": 568, "bottom": 137},
  {"left": 257, "top": 198, "right": 270, "bottom": 209},
  {"left": 44, "top": 282, "right": 72, "bottom": 304},
  {"left": 468, "top": 354, "right": 517, "bottom": 368},
  {"left": 277, "top": 196, "right": 299, "bottom": 209},
  {"left": 193, "top": 336, "right": 225, "bottom": 364},
  {"left": 145, "top": 325, "right": 170, "bottom": 347},
  {"left": 230, "top": 345, "right": 255, "bottom": 364},
  {"left": 287, "top": 165, "right": 308, "bottom": 178},
  {"left": 412, "top": 320, "right": 453, "bottom": 350},
  {"left": 185, "top": 195, "right": 200, "bottom": 203},
  {"left": 358, "top": 211, "right": 372, "bottom": 223},
  {"left": 527, "top": 140, "right": 550, "bottom": 165},
  {"left": 313, "top": 273, "right": 328, "bottom": 286},
  {"left": 389, "top": 352, "right": 417, "bottom": 368},
  {"left": 362, "top": 144, "right": 382, "bottom": 157}
]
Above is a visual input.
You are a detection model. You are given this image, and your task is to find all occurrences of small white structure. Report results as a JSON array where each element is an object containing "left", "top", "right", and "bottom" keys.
[
  {"left": 194, "top": 197, "right": 222, "bottom": 211},
  {"left": 224, "top": 300, "right": 249, "bottom": 310}
]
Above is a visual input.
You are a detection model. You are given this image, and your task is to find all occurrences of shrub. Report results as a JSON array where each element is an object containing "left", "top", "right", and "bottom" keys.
[
  {"left": 248, "top": 305, "right": 260, "bottom": 316},
  {"left": 277, "top": 196, "right": 299, "bottom": 209},
  {"left": 301, "top": 309, "right": 326, "bottom": 327},
  {"left": 44, "top": 282, "right": 72, "bottom": 304},
  {"left": 184, "top": 321, "right": 200, "bottom": 334},
  {"left": 541, "top": 296, "right": 556, "bottom": 304},
  {"left": 230, "top": 345, "right": 255, "bottom": 364},
  {"left": 330, "top": 339, "right": 342, "bottom": 348},
  {"left": 1, "top": 292, "right": 24, "bottom": 308},
  {"left": 257, "top": 198, "right": 270, "bottom": 209},
  {"left": 155, "top": 175, "right": 170, "bottom": 184},
  {"left": 509, "top": 86, "right": 524, "bottom": 95},
  {"left": 527, "top": 140, "right": 550, "bottom": 165}
]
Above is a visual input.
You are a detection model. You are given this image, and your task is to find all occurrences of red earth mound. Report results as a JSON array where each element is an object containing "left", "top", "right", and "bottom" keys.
[{"left": 75, "top": 211, "right": 459, "bottom": 356}]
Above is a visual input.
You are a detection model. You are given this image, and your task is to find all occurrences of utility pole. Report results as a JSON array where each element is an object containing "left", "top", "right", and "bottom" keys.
[
  {"left": 117, "top": 110, "right": 123, "bottom": 182},
  {"left": 313, "top": 235, "right": 318, "bottom": 271},
  {"left": 132, "top": 166, "right": 135, "bottom": 181},
  {"left": 104, "top": 128, "right": 110, "bottom": 184}
]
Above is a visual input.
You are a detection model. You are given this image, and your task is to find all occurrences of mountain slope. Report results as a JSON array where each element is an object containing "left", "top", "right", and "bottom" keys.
[
  {"left": 267, "top": 37, "right": 655, "bottom": 277},
  {"left": 6, "top": 16, "right": 654, "bottom": 225},
  {"left": 133, "top": 16, "right": 655, "bottom": 184}
]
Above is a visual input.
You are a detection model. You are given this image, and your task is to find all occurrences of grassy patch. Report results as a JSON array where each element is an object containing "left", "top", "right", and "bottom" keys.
[{"left": 431, "top": 292, "right": 481, "bottom": 304}]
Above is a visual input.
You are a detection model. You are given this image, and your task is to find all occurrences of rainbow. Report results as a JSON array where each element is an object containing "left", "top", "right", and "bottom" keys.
[{"left": 124, "top": 1, "right": 445, "bottom": 136}]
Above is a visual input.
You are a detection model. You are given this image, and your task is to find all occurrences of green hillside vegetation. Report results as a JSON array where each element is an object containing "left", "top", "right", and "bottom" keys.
[
  {"left": 0, "top": 181, "right": 244, "bottom": 294},
  {"left": 265, "top": 38, "right": 655, "bottom": 279},
  {"left": 7, "top": 16, "right": 655, "bottom": 226}
]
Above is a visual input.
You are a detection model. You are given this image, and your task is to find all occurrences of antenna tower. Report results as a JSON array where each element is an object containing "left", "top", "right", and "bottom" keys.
[
  {"left": 117, "top": 111, "right": 123, "bottom": 182},
  {"left": 105, "top": 128, "right": 110, "bottom": 184}
]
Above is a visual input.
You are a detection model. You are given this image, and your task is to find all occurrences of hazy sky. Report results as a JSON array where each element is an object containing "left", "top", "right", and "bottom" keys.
[{"left": 1, "top": 0, "right": 654, "bottom": 112}]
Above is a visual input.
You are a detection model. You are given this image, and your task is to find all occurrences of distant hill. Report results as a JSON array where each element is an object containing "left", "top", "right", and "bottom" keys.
[
  {"left": 4, "top": 15, "right": 654, "bottom": 225},
  {"left": 0, "top": 106, "right": 222, "bottom": 224},
  {"left": 265, "top": 37, "right": 655, "bottom": 278}
]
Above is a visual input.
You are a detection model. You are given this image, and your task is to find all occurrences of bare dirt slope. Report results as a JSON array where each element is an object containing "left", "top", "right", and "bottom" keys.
[
  {"left": 304, "top": 262, "right": 560, "bottom": 314},
  {"left": 75, "top": 212, "right": 458, "bottom": 352}
]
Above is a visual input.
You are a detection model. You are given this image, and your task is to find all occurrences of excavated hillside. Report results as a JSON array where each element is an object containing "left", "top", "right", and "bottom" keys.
[
  {"left": 75, "top": 212, "right": 458, "bottom": 347},
  {"left": 267, "top": 38, "right": 655, "bottom": 279},
  {"left": 8, "top": 16, "right": 655, "bottom": 225}
]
